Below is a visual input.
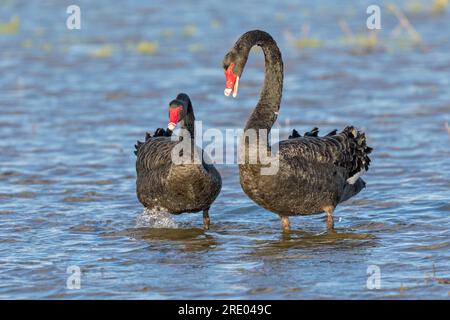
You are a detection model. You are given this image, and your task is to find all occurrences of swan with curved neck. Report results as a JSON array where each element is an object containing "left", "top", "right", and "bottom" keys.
[
  {"left": 223, "top": 30, "right": 372, "bottom": 232},
  {"left": 135, "top": 93, "right": 221, "bottom": 230}
]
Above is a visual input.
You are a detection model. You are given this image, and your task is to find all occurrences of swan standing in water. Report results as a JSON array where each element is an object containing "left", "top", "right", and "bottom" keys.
[
  {"left": 135, "top": 93, "right": 222, "bottom": 230},
  {"left": 223, "top": 30, "right": 372, "bottom": 232}
]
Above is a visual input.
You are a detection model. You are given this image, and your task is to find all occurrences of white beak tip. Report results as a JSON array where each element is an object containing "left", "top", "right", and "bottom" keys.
[
  {"left": 168, "top": 123, "right": 176, "bottom": 131},
  {"left": 224, "top": 88, "right": 232, "bottom": 97},
  {"left": 232, "top": 76, "right": 240, "bottom": 98}
]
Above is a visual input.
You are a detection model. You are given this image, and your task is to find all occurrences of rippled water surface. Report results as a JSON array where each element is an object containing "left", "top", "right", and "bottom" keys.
[{"left": 0, "top": 0, "right": 449, "bottom": 299}]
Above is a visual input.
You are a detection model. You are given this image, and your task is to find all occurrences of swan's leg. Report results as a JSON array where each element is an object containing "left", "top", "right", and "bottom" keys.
[
  {"left": 324, "top": 206, "right": 335, "bottom": 232},
  {"left": 203, "top": 209, "right": 210, "bottom": 230},
  {"left": 280, "top": 215, "right": 290, "bottom": 232}
]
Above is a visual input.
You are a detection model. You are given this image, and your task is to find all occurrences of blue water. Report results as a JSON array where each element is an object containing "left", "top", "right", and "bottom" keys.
[{"left": 0, "top": 0, "right": 449, "bottom": 299}]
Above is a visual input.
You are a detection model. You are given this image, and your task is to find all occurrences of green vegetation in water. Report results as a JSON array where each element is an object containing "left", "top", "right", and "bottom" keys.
[
  {"left": 338, "top": 19, "right": 379, "bottom": 54},
  {"left": 42, "top": 43, "right": 51, "bottom": 52},
  {"left": 21, "top": 38, "right": 32, "bottom": 48},
  {"left": 425, "top": 264, "right": 450, "bottom": 285},
  {"left": 183, "top": 24, "right": 197, "bottom": 37},
  {"left": 387, "top": 3, "right": 422, "bottom": 44},
  {"left": 338, "top": 3, "right": 426, "bottom": 55},
  {"left": 285, "top": 24, "right": 323, "bottom": 50},
  {"left": 136, "top": 41, "right": 159, "bottom": 55},
  {"left": 0, "top": 16, "right": 19, "bottom": 34},
  {"left": 340, "top": 34, "right": 378, "bottom": 53},
  {"left": 293, "top": 38, "right": 323, "bottom": 49},
  {"left": 188, "top": 43, "right": 204, "bottom": 53},
  {"left": 274, "top": 12, "right": 285, "bottom": 22},
  {"left": 91, "top": 45, "right": 113, "bottom": 58},
  {"left": 432, "top": 0, "right": 449, "bottom": 14},
  {"left": 211, "top": 20, "right": 221, "bottom": 29},
  {"left": 160, "top": 28, "right": 175, "bottom": 38}
]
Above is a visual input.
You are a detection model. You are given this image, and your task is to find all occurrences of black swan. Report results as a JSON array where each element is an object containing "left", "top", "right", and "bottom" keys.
[
  {"left": 223, "top": 30, "right": 372, "bottom": 232},
  {"left": 134, "top": 93, "right": 222, "bottom": 230}
]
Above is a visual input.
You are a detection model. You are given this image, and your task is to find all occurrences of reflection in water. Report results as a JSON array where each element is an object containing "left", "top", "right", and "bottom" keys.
[
  {"left": 251, "top": 230, "right": 376, "bottom": 259},
  {"left": 127, "top": 227, "right": 217, "bottom": 253}
]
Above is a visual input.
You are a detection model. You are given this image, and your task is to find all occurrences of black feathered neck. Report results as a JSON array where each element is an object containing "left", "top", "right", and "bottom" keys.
[
  {"left": 171, "top": 93, "right": 195, "bottom": 138},
  {"left": 230, "top": 30, "right": 284, "bottom": 132}
]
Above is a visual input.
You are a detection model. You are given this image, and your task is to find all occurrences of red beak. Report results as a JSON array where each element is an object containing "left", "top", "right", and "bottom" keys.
[
  {"left": 168, "top": 106, "right": 182, "bottom": 131},
  {"left": 224, "top": 63, "right": 239, "bottom": 97}
]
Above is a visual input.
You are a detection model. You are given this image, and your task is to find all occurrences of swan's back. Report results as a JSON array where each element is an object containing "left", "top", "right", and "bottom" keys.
[
  {"left": 135, "top": 135, "right": 222, "bottom": 214},
  {"left": 240, "top": 126, "right": 372, "bottom": 215},
  {"left": 282, "top": 126, "right": 371, "bottom": 180}
]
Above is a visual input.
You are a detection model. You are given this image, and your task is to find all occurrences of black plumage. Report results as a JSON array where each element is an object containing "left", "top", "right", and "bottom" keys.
[
  {"left": 223, "top": 30, "right": 372, "bottom": 232},
  {"left": 288, "top": 129, "right": 300, "bottom": 139},
  {"left": 326, "top": 129, "right": 338, "bottom": 136},
  {"left": 304, "top": 127, "right": 319, "bottom": 137},
  {"left": 135, "top": 93, "right": 222, "bottom": 229}
]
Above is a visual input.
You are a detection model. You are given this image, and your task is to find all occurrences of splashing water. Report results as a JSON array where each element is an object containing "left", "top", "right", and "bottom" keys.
[{"left": 135, "top": 207, "right": 180, "bottom": 229}]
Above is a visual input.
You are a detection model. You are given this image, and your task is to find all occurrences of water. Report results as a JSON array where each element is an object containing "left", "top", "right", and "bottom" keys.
[
  {"left": 0, "top": 0, "right": 449, "bottom": 299},
  {"left": 135, "top": 208, "right": 180, "bottom": 229}
]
